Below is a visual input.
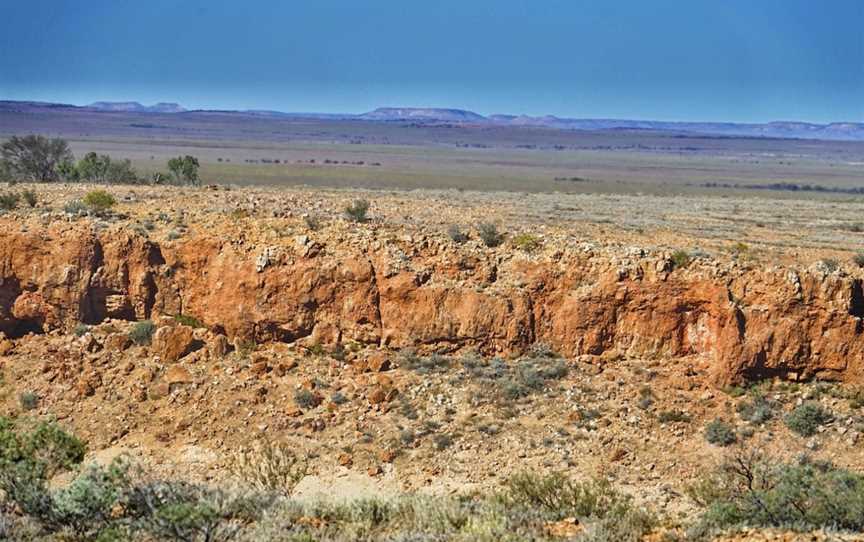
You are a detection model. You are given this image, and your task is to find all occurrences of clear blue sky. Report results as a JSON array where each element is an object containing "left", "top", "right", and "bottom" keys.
[{"left": 0, "top": 0, "right": 861, "bottom": 122}]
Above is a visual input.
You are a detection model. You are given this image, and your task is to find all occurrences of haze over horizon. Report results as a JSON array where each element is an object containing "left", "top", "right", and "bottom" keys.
[{"left": 1, "top": 0, "right": 862, "bottom": 124}]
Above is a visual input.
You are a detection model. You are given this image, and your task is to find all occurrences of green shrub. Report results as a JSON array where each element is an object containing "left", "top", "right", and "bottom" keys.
[
  {"left": 689, "top": 451, "right": 864, "bottom": 536},
  {"left": 344, "top": 199, "right": 370, "bottom": 223},
  {"left": 736, "top": 394, "right": 776, "bottom": 425},
  {"left": 853, "top": 252, "right": 864, "bottom": 268},
  {"left": 785, "top": 402, "right": 833, "bottom": 437},
  {"left": 512, "top": 232, "right": 541, "bottom": 252},
  {"left": 64, "top": 199, "right": 88, "bottom": 216},
  {"left": 227, "top": 438, "right": 307, "bottom": 493},
  {"left": 20, "top": 189, "right": 37, "bottom": 207},
  {"left": 294, "top": 389, "right": 321, "bottom": 409},
  {"left": 73, "top": 323, "right": 89, "bottom": 337},
  {"left": 446, "top": 224, "right": 468, "bottom": 244},
  {"left": 83, "top": 190, "right": 116, "bottom": 213},
  {"left": 670, "top": 249, "right": 691, "bottom": 269},
  {"left": 19, "top": 391, "right": 38, "bottom": 411},
  {"left": 173, "top": 314, "right": 204, "bottom": 328},
  {"left": 0, "top": 192, "right": 20, "bottom": 211},
  {"left": 657, "top": 409, "right": 691, "bottom": 423},
  {"left": 128, "top": 320, "right": 156, "bottom": 346},
  {"left": 704, "top": 419, "right": 736, "bottom": 446},
  {"left": 477, "top": 222, "right": 503, "bottom": 248}
]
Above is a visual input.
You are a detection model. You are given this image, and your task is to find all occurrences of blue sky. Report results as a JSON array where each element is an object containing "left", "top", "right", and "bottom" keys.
[{"left": 0, "top": 0, "right": 861, "bottom": 122}]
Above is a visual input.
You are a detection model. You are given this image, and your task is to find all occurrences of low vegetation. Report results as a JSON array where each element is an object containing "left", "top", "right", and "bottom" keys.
[
  {"left": 477, "top": 222, "right": 503, "bottom": 247},
  {"left": 128, "top": 320, "right": 156, "bottom": 346},
  {"left": 785, "top": 402, "right": 833, "bottom": 437},
  {"left": 1, "top": 135, "right": 202, "bottom": 186},
  {"left": 82, "top": 189, "right": 117, "bottom": 214},
  {"left": 688, "top": 450, "right": 864, "bottom": 538},
  {"left": 704, "top": 419, "right": 737, "bottom": 446},
  {"left": 344, "top": 198, "right": 370, "bottom": 222}
]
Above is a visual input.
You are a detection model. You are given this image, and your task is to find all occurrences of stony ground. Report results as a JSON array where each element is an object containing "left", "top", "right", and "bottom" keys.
[{"left": 2, "top": 183, "right": 864, "bottom": 540}]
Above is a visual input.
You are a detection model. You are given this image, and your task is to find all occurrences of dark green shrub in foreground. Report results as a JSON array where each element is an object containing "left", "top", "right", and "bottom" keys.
[
  {"left": 704, "top": 419, "right": 737, "bottom": 446},
  {"left": 689, "top": 451, "right": 864, "bottom": 537},
  {"left": 785, "top": 402, "right": 833, "bottom": 437}
]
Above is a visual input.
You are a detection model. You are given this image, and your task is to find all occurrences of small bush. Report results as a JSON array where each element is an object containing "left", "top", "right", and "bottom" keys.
[
  {"left": 73, "top": 323, "right": 89, "bottom": 337},
  {"left": 227, "top": 439, "right": 307, "bottom": 494},
  {"left": 736, "top": 394, "right": 776, "bottom": 425},
  {"left": 20, "top": 189, "right": 37, "bottom": 208},
  {"left": 512, "top": 232, "right": 541, "bottom": 252},
  {"left": 294, "top": 389, "right": 322, "bottom": 409},
  {"left": 477, "top": 222, "right": 503, "bottom": 248},
  {"left": 446, "top": 224, "right": 468, "bottom": 244},
  {"left": 819, "top": 258, "right": 839, "bottom": 273},
  {"left": 63, "top": 199, "right": 88, "bottom": 216},
  {"left": 173, "top": 314, "right": 204, "bottom": 328},
  {"left": 670, "top": 250, "right": 691, "bottom": 269},
  {"left": 657, "top": 410, "right": 691, "bottom": 423},
  {"left": 0, "top": 192, "right": 20, "bottom": 211},
  {"left": 785, "top": 402, "right": 833, "bottom": 437},
  {"left": 83, "top": 190, "right": 116, "bottom": 213},
  {"left": 400, "top": 351, "right": 451, "bottom": 374},
  {"left": 689, "top": 451, "right": 864, "bottom": 536},
  {"left": 704, "top": 419, "right": 736, "bottom": 446},
  {"left": 128, "top": 320, "right": 156, "bottom": 346},
  {"left": 344, "top": 199, "right": 370, "bottom": 223},
  {"left": 304, "top": 215, "right": 323, "bottom": 231},
  {"left": 19, "top": 392, "right": 38, "bottom": 411},
  {"left": 853, "top": 252, "right": 864, "bottom": 268}
]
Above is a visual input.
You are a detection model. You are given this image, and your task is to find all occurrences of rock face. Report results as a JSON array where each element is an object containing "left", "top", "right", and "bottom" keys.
[{"left": 0, "top": 223, "right": 861, "bottom": 386}]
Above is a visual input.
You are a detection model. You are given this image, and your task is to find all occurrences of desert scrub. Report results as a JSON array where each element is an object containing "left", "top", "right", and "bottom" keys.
[
  {"left": 73, "top": 323, "right": 89, "bottom": 337},
  {"left": 704, "top": 419, "right": 737, "bottom": 446},
  {"left": 657, "top": 409, "right": 691, "bottom": 423},
  {"left": 399, "top": 350, "right": 451, "bottom": 374},
  {"left": 18, "top": 391, "right": 38, "bottom": 411},
  {"left": 512, "top": 232, "right": 541, "bottom": 252},
  {"left": 344, "top": 198, "right": 370, "bottom": 222},
  {"left": 63, "top": 199, "right": 88, "bottom": 216},
  {"left": 785, "top": 402, "right": 833, "bottom": 436},
  {"left": 128, "top": 320, "right": 156, "bottom": 346},
  {"left": 173, "top": 314, "right": 204, "bottom": 328},
  {"left": 294, "top": 389, "right": 322, "bottom": 409},
  {"left": 20, "top": 189, "right": 37, "bottom": 207},
  {"left": 501, "top": 471, "right": 657, "bottom": 538},
  {"left": 0, "top": 192, "right": 20, "bottom": 211},
  {"left": 227, "top": 438, "right": 308, "bottom": 493},
  {"left": 670, "top": 249, "right": 691, "bottom": 269},
  {"left": 689, "top": 450, "right": 864, "bottom": 537},
  {"left": 446, "top": 224, "right": 468, "bottom": 244},
  {"left": 736, "top": 393, "right": 776, "bottom": 425},
  {"left": 477, "top": 222, "right": 503, "bottom": 247},
  {"left": 854, "top": 252, "right": 864, "bottom": 268},
  {"left": 82, "top": 189, "right": 116, "bottom": 213}
]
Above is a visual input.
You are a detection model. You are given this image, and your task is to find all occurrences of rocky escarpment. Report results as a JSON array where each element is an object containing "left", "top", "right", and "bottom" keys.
[{"left": 0, "top": 223, "right": 862, "bottom": 386}]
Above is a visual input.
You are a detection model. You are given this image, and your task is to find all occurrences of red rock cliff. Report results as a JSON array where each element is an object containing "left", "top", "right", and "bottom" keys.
[{"left": 0, "top": 224, "right": 861, "bottom": 386}]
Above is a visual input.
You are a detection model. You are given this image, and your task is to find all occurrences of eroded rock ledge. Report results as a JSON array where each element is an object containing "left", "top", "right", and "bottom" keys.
[{"left": 1, "top": 223, "right": 861, "bottom": 386}]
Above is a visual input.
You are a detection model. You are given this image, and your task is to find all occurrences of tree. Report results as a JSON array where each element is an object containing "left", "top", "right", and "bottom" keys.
[
  {"left": 167, "top": 155, "right": 200, "bottom": 186},
  {"left": 76, "top": 152, "right": 112, "bottom": 183},
  {"left": 75, "top": 152, "right": 139, "bottom": 184},
  {"left": 0, "top": 135, "right": 74, "bottom": 182}
]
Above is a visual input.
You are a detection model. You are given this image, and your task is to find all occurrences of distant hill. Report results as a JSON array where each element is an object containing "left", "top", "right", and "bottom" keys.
[
  {"left": 361, "top": 107, "right": 486, "bottom": 122},
  {"left": 0, "top": 100, "right": 861, "bottom": 141},
  {"left": 87, "top": 101, "right": 186, "bottom": 113}
]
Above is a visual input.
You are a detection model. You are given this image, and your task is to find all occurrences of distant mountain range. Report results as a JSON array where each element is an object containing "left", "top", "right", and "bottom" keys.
[
  {"left": 5, "top": 100, "right": 863, "bottom": 141},
  {"left": 88, "top": 101, "right": 186, "bottom": 113}
]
